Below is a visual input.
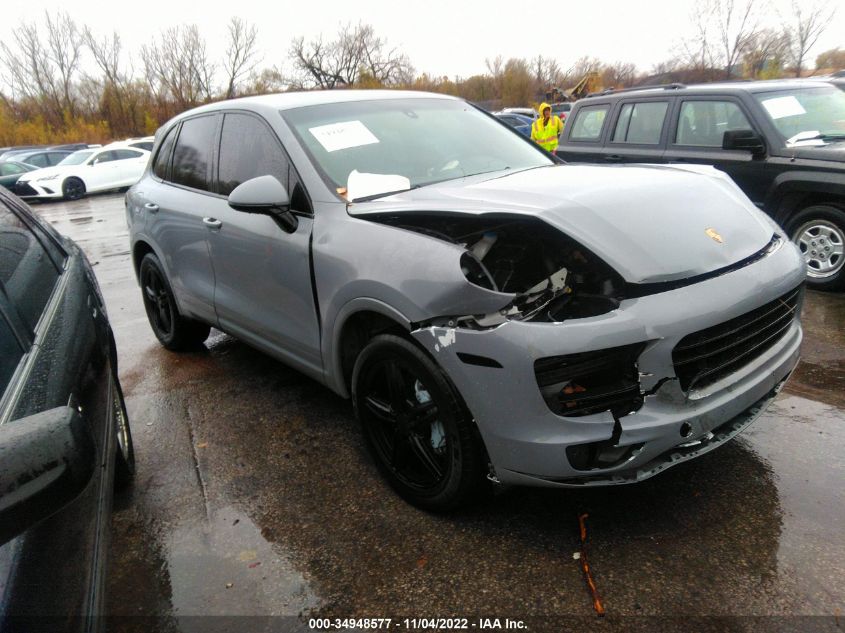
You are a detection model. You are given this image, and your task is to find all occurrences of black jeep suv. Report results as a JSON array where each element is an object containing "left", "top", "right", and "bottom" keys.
[{"left": 556, "top": 80, "right": 845, "bottom": 290}]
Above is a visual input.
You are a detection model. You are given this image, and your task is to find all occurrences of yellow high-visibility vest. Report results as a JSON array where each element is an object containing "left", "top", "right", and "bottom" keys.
[{"left": 531, "top": 115, "right": 563, "bottom": 152}]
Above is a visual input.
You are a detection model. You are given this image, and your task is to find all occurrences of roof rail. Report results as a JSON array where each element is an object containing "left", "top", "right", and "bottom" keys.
[{"left": 586, "top": 83, "right": 686, "bottom": 98}]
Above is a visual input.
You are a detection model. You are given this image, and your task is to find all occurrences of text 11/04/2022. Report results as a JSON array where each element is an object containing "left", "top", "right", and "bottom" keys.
[{"left": 308, "top": 618, "right": 528, "bottom": 630}]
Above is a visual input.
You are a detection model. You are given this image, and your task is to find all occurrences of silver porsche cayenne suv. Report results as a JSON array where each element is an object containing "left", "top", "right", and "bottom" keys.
[{"left": 127, "top": 90, "right": 805, "bottom": 510}]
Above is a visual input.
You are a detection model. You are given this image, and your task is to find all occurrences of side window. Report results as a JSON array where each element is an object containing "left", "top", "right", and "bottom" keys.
[
  {"left": 0, "top": 311, "right": 23, "bottom": 395},
  {"left": 676, "top": 100, "right": 753, "bottom": 147},
  {"left": 153, "top": 125, "right": 178, "bottom": 180},
  {"left": 114, "top": 149, "right": 143, "bottom": 160},
  {"left": 171, "top": 115, "right": 217, "bottom": 191},
  {"left": 93, "top": 151, "right": 117, "bottom": 165},
  {"left": 218, "top": 113, "right": 291, "bottom": 196},
  {"left": 0, "top": 200, "right": 60, "bottom": 331},
  {"left": 612, "top": 101, "right": 669, "bottom": 144},
  {"left": 26, "top": 154, "right": 48, "bottom": 167},
  {"left": 47, "top": 152, "right": 67, "bottom": 165},
  {"left": 569, "top": 105, "right": 609, "bottom": 141}
]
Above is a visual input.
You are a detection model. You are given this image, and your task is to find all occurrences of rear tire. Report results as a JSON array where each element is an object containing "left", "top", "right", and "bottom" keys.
[
  {"left": 352, "top": 334, "right": 486, "bottom": 511},
  {"left": 787, "top": 204, "right": 845, "bottom": 291},
  {"left": 112, "top": 376, "right": 135, "bottom": 491},
  {"left": 139, "top": 253, "right": 211, "bottom": 350},
  {"left": 62, "top": 177, "right": 86, "bottom": 201}
]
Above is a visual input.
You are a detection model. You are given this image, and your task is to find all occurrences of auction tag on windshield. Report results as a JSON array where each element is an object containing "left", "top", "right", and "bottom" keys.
[
  {"left": 308, "top": 121, "right": 379, "bottom": 152},
  {"left": 761, "top": 96, "right": 806, "bottom": 119}
]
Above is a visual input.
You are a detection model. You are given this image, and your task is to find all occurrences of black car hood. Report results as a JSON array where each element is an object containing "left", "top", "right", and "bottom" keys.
[{"left": 789, "top": 142, "right": 845, "bottom": 162}]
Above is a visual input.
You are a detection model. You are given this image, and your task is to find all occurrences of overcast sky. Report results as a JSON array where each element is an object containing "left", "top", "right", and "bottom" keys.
[{"left": 2, "top": 0, "right": 844, "bottom": 80}]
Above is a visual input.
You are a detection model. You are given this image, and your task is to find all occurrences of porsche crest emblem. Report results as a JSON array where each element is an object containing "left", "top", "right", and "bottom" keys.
[{"left": 705, "top": 228, "right": 724, "bottom": 243}]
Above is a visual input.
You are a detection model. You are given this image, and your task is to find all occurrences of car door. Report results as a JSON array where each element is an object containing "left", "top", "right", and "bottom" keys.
[
  {"left": 204, "top": 111, "right": 322, "bottom": 371},
  {"left": 602, "top": 98, "right": 672, "bottom": 164},
  {"left": 86, "top": 150, "right": 122, "bottom": 191},
  {"left": 0, "top": 194, "right": 112, "bottom": 630},
  {"left": 556, "top": 102, "right": 613, "bottom": 162},
  {"left": 664, "top": 96, "right": 772, "bottom": 206},
  {"left": 141, "top": 115, "right": 219, "bottom": 324}
]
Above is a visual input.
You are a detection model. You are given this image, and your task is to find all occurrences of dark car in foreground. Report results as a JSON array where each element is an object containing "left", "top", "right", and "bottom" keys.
[
  {"left": 0, "top": 187, "right": 134, "bottom": 629},
  {"left": 557, "top": 80, "right": 845, "bottom": 290},
  {"left": 128, "top": 90, "right": 803, "bottom": 510}
]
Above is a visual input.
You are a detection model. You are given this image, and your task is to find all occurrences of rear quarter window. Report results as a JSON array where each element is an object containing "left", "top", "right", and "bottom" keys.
[{"left": 569, "top": 105, "right": 610, "bottom": 141}]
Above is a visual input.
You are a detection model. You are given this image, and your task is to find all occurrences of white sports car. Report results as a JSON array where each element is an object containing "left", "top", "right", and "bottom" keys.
[{"left": 14, "top": 145, "right": 150, "bottom": 201}]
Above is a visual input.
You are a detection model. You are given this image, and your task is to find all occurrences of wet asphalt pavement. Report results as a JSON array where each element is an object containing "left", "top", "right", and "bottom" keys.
[{"left": 32, "top": 193, "right": 845, "bottom": 632}]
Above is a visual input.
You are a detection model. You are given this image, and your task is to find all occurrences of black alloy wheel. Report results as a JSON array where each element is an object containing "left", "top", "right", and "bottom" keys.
[
  {"left": 353, "top": 334, "right": 485, "bottom": 511},
  {"left": 139, "top": 253, "right": 210, "bottom": 350},
  {"left": 62, "top": 177, "right": 86, "bottom": 200}
]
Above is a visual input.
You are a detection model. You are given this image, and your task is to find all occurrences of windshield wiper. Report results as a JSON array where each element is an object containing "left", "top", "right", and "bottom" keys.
[{"left": 351, "top": 184, "right": 420, "bottom": 203}]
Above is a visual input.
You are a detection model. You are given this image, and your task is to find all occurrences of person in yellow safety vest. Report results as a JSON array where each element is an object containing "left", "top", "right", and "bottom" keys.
[{"left": 531, "top": 102, "right": 563, "bottom": 152}]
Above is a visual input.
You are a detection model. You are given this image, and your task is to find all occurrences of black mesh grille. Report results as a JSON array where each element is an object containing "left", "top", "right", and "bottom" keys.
[
  {"left": 13, "top": 182, "right": 38, "bottom": 197},
  {"left": 534, "top": 343, "right": 646, "bottom": 417},
  {"left": 672, "top": 285, "right": 803, "bottom": 391}
]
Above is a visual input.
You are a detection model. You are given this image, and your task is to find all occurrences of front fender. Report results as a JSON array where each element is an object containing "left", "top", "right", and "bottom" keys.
[{"left": 766, "top": 170, "right": 845, "bottom": 222}]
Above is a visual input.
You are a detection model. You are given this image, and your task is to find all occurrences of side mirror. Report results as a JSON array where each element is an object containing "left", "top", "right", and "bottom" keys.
[
  {"left": 0, "top": 407, "right": 96, "bottom": 546},
  {"left": 228, "top": 175, "right": 297, "bottom": 233},
  {"left": 722, "top": 129, "right": 765, "bottom": 155}
]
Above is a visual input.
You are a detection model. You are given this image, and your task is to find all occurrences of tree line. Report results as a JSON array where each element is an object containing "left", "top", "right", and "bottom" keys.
[{"left": 0, "top": 0, "right": 841, "bottom": 146}]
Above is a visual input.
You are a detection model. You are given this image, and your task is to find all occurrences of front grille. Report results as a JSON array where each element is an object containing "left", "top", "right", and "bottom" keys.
[
  {"left": 13, "top": 182, "right": 38, "bottom": 197},
  {"left": 535, "top": 343, "right": 646, "bottom": 417},
  {"left": 672, "top": 285, "right": 802, "bottom": 391}
]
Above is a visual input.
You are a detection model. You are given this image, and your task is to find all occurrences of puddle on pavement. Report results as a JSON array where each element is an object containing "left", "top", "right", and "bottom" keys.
[{"left": 164, "top": 506, "right": 318, "bottom": 616}]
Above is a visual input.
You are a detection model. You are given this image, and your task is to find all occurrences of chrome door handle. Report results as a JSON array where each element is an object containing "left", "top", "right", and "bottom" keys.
[
  {"left": 203, "top": 217, "right": 222, "bottom": 229},
  {"left": 144, "top": 202, "right": 159, "bottom": 213}
]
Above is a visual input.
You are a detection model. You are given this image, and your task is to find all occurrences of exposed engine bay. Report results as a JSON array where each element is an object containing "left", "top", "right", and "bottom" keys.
[{"left": 367, "top": 213, "right": 625, "bottom": 326}]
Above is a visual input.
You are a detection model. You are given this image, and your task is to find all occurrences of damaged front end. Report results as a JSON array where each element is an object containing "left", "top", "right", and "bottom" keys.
[{"left": 368, "top": 212, "right": 626, "bottom": 328}]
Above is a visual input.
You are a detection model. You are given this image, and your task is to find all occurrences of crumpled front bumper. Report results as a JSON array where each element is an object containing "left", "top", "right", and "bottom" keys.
[{"left": 411, "top": 237, "right": 805, "bottom": 487}]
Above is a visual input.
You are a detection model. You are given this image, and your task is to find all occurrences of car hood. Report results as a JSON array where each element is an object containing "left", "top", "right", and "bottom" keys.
[
  {"left": 348, "top": 163, "right": 775, "bottom": 284},
  {"left": 788, "top": 142, "right": 845, "bottom": 162}
]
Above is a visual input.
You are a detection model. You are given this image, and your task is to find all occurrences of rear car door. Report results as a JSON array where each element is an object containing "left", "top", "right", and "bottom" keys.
[
  {"left": 112, "top": 149, "right": 147, "bottom": 186},
  {"left": 603, "top": 98, "right": 672, "bottom": 163},
  {"left": 205, "top": 110, "right": 322, "bottom": 371},
  {"left": 0, "top": 194, "right": 112, "bottom": 630},
  {"left": 664, "top": 96, "right": 772, "bottom": 205},
  {"left": 141, "top": 115, "right": 220, "bottom": 324}
]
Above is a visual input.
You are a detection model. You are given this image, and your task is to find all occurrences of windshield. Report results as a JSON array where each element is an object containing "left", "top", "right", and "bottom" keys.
[
  {"left": 282, "top": 98, "right": 553, "bottom": 200},
  {"left": 58, "top": 150, "right": 94, "bottom": 166},
  {"left": 755, "top": 86, "right": 845, "bottom": 145}
]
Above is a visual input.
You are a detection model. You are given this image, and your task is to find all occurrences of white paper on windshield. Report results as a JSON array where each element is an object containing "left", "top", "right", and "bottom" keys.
[
  {"left": 761, "top": 96, "right": 806, "bottom": 119},
  {"left": 347, "top": 170, "right": 410, "bottom": 201},
  {"left": 308, "top": 120, "right": 379, "bottom": 152}
]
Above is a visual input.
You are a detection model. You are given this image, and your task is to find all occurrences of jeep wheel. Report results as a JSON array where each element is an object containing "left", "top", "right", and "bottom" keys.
[{"left": 788, "top": 204, "right": 845, "bottom": 291}]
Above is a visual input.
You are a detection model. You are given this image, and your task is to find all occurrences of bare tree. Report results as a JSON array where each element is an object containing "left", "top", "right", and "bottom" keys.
[
  {"left": 142, "top": 25, "right": 215, "bottom": 109},
  {"left": 784, "top": 0, "right": 837, "bottom": 77},
  {"left": 602, "top": 61, "right": 638, "bottom": 88},
  {"left": 288, "top": 22, "right": 413, "bottom": 89},
  {"left": 223, "top": 17, "right": 261, "bottom": 98},
  {"left": 0, "top": 12, "right": 83, "bottom": 123},
  {"left": 741, "top": 27, "right": 790, "bottom": 77},
  {"left": 713, "top": 0, "right": 761, "bottom": 78}
]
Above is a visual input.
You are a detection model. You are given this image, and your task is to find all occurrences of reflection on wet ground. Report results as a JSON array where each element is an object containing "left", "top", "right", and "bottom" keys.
[{"left": 32, "top": 195, "right": 845, "bottom": 630}]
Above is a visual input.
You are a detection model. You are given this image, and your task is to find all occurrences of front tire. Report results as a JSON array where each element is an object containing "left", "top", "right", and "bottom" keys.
[
  {"left": 352, "top": 334, "right": 486, "bottom": 511},
  {"left": 62, "top": 177, "right": 86, "bottom": 201},
  {"left": 787, "top": 204, "right": 845, "bottom": 291},
  {"left": 139, "top": 253, "right": 211, "bottom": 350}
]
